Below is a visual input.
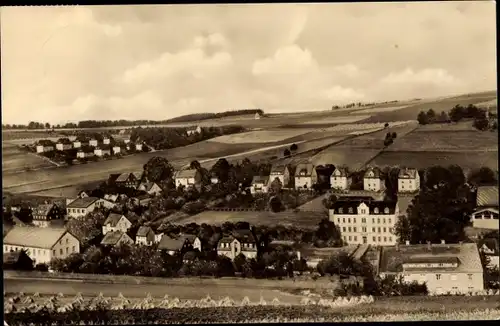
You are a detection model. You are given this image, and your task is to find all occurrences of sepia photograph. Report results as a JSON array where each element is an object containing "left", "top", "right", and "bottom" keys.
[{"left": 1, "top": 1, "right": 499, "bottom": 324}]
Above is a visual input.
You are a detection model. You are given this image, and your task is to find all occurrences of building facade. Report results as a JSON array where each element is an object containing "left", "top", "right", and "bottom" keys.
[
  {"left": 471, "top": 186, "right": 499, "bottom": 230},
  {"left": 268, "top": 165, "right": 291, "bottom": 188},
  {"left": 398, "top": 168, "right": 420, "bottom": 193},
  {"left": 294, "top": 163, "right": 317, "bottom": 190},
  {"left": 363, "top": 167, "right": 385, "bottom": 192},
  {"left": 330, "top": 167, "right": 351, "bottom": 190}
]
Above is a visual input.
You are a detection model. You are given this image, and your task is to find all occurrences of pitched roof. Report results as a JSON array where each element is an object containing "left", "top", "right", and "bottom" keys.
[
  {"left": 101, "top": 231, "right": 130, "bottom": 246},
  {"left": 132, "top": 172, "right": 143, "bottom": 180},
  {"left": 115, "top": 173, "right": 131, "bottom": 182},
  {"left": 140, "top": 182, "right": 160, "bottom": 192},
  {"left": 252, "top": 175, "right": 269, "bottom": 184},
  {"left": 330, "top": 199, "right": 398, "bottom": 215},
  {"left": 332, "top": 167, "right": 349, "bottom": 177},
  {"left": 270, "top": 165, "right": 288, "bottom": 174},
  {"left": 182, "top": 234, "right": 197, "bottom": 244},
  {"left": 364, "top": 167, "right": 382, "bottom": 179},
  {"left": 104, "top": 194, "right": 119, "bottom": 202},
  {"left": 398, "top": 168, "right": 418, "bottom": 179},
  {"left": 104, "top": 213, "right": 126, "bottom": 227},
  {"left": 476, "top": 186, "right": 499, "bottom": 207},
  {"left": 158, "top": 235, "right": 188, "bottom": 251},
  {"left": 136, "top": 226, "right": 153, "bottom": 237},
  {"left": 379, "top": 243, "right": 483, "bottom": 274},
  {"left": 232, "top": 229, "right": 256, "bottom": 243},
  {"left": 295, "top": 163, "right": 314, "bottom": 177},
  {"left": 478, "top": 238, "right": 499, "bottom": 255},
  {"left": 32, "top": 204, "right": 55, "bottom": 217},
  {"left": 175, "top": 169, "right": 199, "bottom": 179},
  {"left": 3, "top": 227, "right": 69, "bottom": 249},
  {"left": 3, "top": 251, "right": 32, "bottom": 264},
  {"left": 66, "top": 197, "right": 99, "bottom": 208}
]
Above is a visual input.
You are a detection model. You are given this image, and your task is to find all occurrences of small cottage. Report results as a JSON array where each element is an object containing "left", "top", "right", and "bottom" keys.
[
  {"left": 135, "top": 226, "right": 156, "bottom": 246},
  {"left": 250, "top": 175, "right": 269, "bottom": 194},
  {"left": 100, "top": 231, "right": 134, "bottom": 247}
]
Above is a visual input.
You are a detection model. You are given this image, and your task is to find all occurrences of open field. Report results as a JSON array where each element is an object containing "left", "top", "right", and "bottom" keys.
[
  {"left": 352, "top": 105, "right": 409, "bottom": 115},
  {"left": 178, "top": 210, "right": 327, "bottom": 229},
  {"left": 301, "top": 115, "right": 372, "bottom": 125},
  {"left": 360, "top": 91, "right": 497, "bottom": 123},
  {"left": 209, "top": 128, "right": 317, "bottom": 144},
  {"left": 387, "top": 129, "right": 498, "bottom": 152},
  {"left": 416, "top": 120, "right": 476, "bottom": 131},
  {"left": 311, "top": 148, "right": 383, "bottom": 170},
  {"left": 1, "top": 131, "right": 67, "bottom": 141},
  {"left": 369, "top": 151, "right": 498, "bottom": 174},
  {"left": 476, "top": 98, "right": 497, "bottom": 109},
  {"left": 2, "top": 144, "right": 56, "bottom": 173}
]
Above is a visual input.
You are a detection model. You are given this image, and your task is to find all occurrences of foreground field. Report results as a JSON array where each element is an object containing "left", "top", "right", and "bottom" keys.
[
  {"left": 2, "top": 144, "right": 56, "bottom": 173},
  {"left": 208, "top": 128, "right": 317, "bottom": 144}
]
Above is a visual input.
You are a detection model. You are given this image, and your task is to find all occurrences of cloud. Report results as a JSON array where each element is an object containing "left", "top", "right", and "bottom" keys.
[
  {"left": 252, "top": 45, "right": 317, "bottom": 75},
  {"left": 54, "top": 7, "right": 122, "bottom": 37},
  {"left": 333, "top": 64, "right": 361, "bottom": 78},
  {"left": 320, "top": 86, "right": 365, "bottom": 103},
  {"left": 194, "top": 32, "right": 228, "bottom": 48},
  {"left": 381, "top": 68, "right": 459, "bottom": 86}
]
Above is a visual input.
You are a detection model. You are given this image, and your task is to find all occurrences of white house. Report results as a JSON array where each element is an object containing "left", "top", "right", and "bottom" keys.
[
  {"left": 76, "top": 150, "right": 94, "bottom": 159},
  {"left": 136, "top": 226, "right": 156, "bottom": 246},
  {"left": 103, "top": 138, "right": 111, "bottom": 145},
  {"left": 330, "top": 167, "right": 351, "bottom": 190},
  {"left": 255, "top": 112, "right": 262, "bottom": 120},
  {"left": 398, "top": 168, "right": 420, "bottom": 193},
  {"left": 102, "top": 213, "right": 132, "bottom": 235},
  {"left": 73, "top": 141, "right": 82, "bottom": 148},
  {"left": 294, "top": 163, "right": 317, "bottom": 190},
  {"left": 101, "top": 231, "right": 134, "bottom": 247},
  {"left": 135, "top": 143, "right": 143, "bottom": 151},
  {"left": 250, "top": 175, "right": 269, "bottom": 194},
  {"left": 36, "top": 145, "right": 54, "bottom": 153},
  {"left": 174, "top": 169, "right": 202, "bottom": 188},
  {"left": 112, "top": 146, "right": 121, "bottom": 155},
  {"left": 379, "top": 243, "right": 484, "bottom": 295},
  {"left": 66, "top": 197, "right": 103, "bottom": 219},
  {"left": 471, "top": 186, "right": 499, "bottom": 230},
  {"left": 89, "top": 139, "right": 99, "bottom": 147},
  {"left": 186, "top": 126, "right": 202, "bottom": 136},
  {"left": 478, "top": 238, "right": 499, "bottom": 269},
  {"left": 217, "top": 230, "right": 257, "bottom": 260},
  {"left": 364, "top": 167, "right": 385, "bottom": 192},
  {"left": 94, "top": 147, "right": 111, "bottom": 157},
  {"left": 183, "top": 234, "right": 202, "bottom": 252},
  {"left": 137, "top": 182, "right": 163, "bottom": 196},
  {"left": 329, "top": 198, "right": 399, "bottom": 246},
  {"left": 55, "top": 142, "right": 72, "bottom": 151},
  {"left": 268, "top": 164, "right": 291, "bottom": 188},
  {"left": 3, "top": 227, "right": 80, "bottom": 265}
]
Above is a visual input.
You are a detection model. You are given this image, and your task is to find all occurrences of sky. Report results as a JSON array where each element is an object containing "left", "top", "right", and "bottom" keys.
[{"left": 1, "top": 2, "right": 496, "bottom": 125}]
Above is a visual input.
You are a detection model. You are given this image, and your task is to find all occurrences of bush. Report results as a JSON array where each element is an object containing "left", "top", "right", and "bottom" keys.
[{"left": 34, "top": 263, "right": 49, "bottom": 272}]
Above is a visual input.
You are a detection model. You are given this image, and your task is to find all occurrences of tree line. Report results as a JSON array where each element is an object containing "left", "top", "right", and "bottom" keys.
[{"left": 417, "top": 104, "right": 497, "bottom": 131}]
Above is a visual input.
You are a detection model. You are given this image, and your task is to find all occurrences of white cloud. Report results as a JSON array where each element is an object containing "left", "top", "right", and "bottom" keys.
[
  {"left": 194, "top": 32, "right": 228, "bottom": 48},
  {"left": 252, "top": 45, "right": 317, "bottom": 75},
  {"left": 54, "top": 7, "right": 122, "bottom": 37},
  {"left": 320, "top": 85, "right": 365, "bottom": 103},
  {"left": 334, "top": 64, "right": 361, "bottom": 78},
  {"left": 381, "top": 68, "right": 459, "bottom": 86}
]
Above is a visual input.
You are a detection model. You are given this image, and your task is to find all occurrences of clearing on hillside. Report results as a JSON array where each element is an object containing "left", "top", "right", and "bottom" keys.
[
  {"left": 300, "top": 115, "right": 372, "bottom": 125},
  {"left": 311, "top": 148, "right": 382, "bottom": 171},
  {"left": 2, "top": 144, "right": 56, "bottom": 174},
  {"left": 415, "top": 121, "right": 476, "bottom": 131},
  {"left": 208, "top": 129, "right": 316, "bottom": 144},
  {"left": 351, "top": 105, "right": 410, "bottom": 115}
]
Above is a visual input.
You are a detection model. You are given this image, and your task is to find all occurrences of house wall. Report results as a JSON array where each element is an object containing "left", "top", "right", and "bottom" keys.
[
  {"left": 401, "top": 271, "right": 484, "bottom": 294},
  {"left": 89, "top": 140, "right": 98, "bottom": 147},
  {"left": 113, "top": 147, "right": 121, "bottom": 154},
  {"left": 51, "top": 232, "right": 80, "bottom": 262},
  {"left": 398, "top": 176, "right": 420, "bottom": 193},
  {"left": 36, "top": 146, "right": 44, "bottom": 153},
  {"left": 364, "top": 178, "right": 384, "bottom": 192},
  {"left": 295, "top": 176, "right": 313, "bottom": 190},
  {"left": 193, "top": 238, "right": 202, "bottom": 251},
  {"left": 136, "top": 235, "right": 154, "bottom": 246},
  {"left": 471, "top": 210, "right": 499, "bottom": 229},
  {"left": 250, "top": 183, "right": 268, "bottom": 194},
  {"left": 103, "top": 139, "right": 110, "bottom": 145},
  {"left": 117, "top": 234, "right": 134, "bottom": 246},
  {"left": 329, "top": 209, "right": 398, "bottom": 246},
  {"left": 73, "top": 142, "right": 81, "bottom": 148},
  {"left": 66, "top": 203, "right": 96, "bottom": 219},
  {"left": 32, "top": 220, "right": 50, "bottom": 228},
  {"left": 176, "top": 177, "right": 197, "bottom": 187},
  {"left": 331, "top": 176, "right": 351, "bottom": 190},
  {"left": 3, "top": 245, "right": 52, "bottom": 265},
  {"left": 269, "top": 174, "right": 285, "bottom": 188},
  {"left": 102, "top": 217, "right": 131, "bottom": 235}
]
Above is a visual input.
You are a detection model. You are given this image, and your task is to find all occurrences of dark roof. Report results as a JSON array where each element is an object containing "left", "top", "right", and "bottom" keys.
[
  {"left": 175, "top": 169, "right": 199, "bottom": 179},
  {"left": 57, "top": 138, "right": 72, "bottom": 144},
  {"left": 115, "top": 173, "right": 131, "bottom": 182},
  {"left": 295, "top": 163, "right": 314, "bottom": 177},
  {"left": 232, "top": 229, "right": 256, "bottom": 243},
  {"left": 403, "top": 256, "right": 459, "bottom": 265},
  {"left": 398, "top": 168, "right": 418, "bottom": 179},
  {"left": 330, "top": 199, "right": 397, "bottom": 215},
  {"left": 478, "top": 238, "right": 499, "bottom": 255},
  {"left": 100, "top": 231, "right": 130, "bottom": 246},
  {"left": 332, "top": 167, "right": 349, "bottom": 177},
  {"left": 252, "top": 175, "right": 269, "bottom": 184},
  {"left": 182, "top": 234, "right": 197, "bottom": 244},
  {"left": 158, "top": 235, "right": 188, "bottom": 251},
  {"left": 3, "top": 251, "right": 33, "bottom": 264},
  {"left": 476, "top": 186, "right": 499, "bottom": 207},
  {"left": 32, "top": 204, "right": 55, "bottom": 217},
  {"left": 364, "top": 167, "right": 382, "bottom": 179},
  {"left": 136, "top": 226, "right": 153, "bottom": 237},
  {"left": 66, "top": 197, "right": 99, "bottom": 208},
  {"left": 37, "top": 139, "right": 53, "bottom": 146},
  {"left": 104, "top": 213, "right": 125, "bottom": 227}
]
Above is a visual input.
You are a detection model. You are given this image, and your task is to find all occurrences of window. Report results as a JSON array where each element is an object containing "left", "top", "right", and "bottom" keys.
[
  {"left": 338, "top": 218, "right": 341, "bottom": 223},
  {"left": 389, "top": 228, "right": 394, "bottom": 233},
  {"left": 468, "top": 274, "right": 473, "bottom": 281},
  {"left": 353, "top": 227, "right": 357, "bottom": 232},
  {"left": 362, "top": 227, "right": 367, "bottom": 232},
  {"left": 339, "top": 208, "right": 344, "bottom": 214},
  {"left": 383, "top": 218, "right": 386, "bottom": 224},
  {"left": 378, "top": 227, "right": 381, "bottom": 233},
  {"left": 388, "top": 218, "right": 392, "bottom": 224},
  {"left": 384, "top": 208, "right": 389, "bottom": 214},
  {"left": 389, "top": 237, "right": 392, "bottom": 242},
  {"left": 66, "top": 248, "right": 69, "bottom": 254},
  {"left": 348, "top": 227, "right": 352, "bottom": 232},
  {"left": 348, "top": 236, "right": 352, "bottom": 241},
  {"left": 374, "top": 208, "right": 379, "bottom": 214},
  {"left": 354, "top": 236, "right": 357, "bottom": 241},
  {"left": 361, "top": 209, "right": 366, "bottom": 214},
  {"left": 383, "top": 237, "right": 387, "bottom": 242},
  {"left": 342, "top": 218, "right": 346, "bottom": 223},
  {"left": 452, "top": 287, "right": 458, "bottom": 291},
  {"left": 361, "top": 218, "right": 366, "bottom": 223},
  {"left": 66, "top": 239, "right": 69, "bottom": 244},
  {"left": 348, "top": 207, "right": 353, "bottom": 214},
  {"left": 53, "top": 250, "right": 56, "bottom": 255},
  {"left": 436, "top": 274, "right": 441, "bottom": 280},
  {"left": 348, "top": 218, "right": 351, "bottom": 223},
  {"left": 378, "top": 236, "right": 381, "bottom": 242},
  {"left": 372, "top": 227, "right": 376, "bottom": 232},
  {"left": 372, "top": 218, "right": 375, "bottom": 223},
  {"left": 451, "top": 274, "right": 457, "bottom": 281},
  {"left": 377, "top": 218, "right": 380, "bottom": 224},
  {"left": 373, "top": 236, "right": 376, "bottom": 242},
  {"left": 383, "top": 227, "right": 387, "bottom": 233},
  {"left": 343, "top": 227, "right": 346, "bottom": 232}
]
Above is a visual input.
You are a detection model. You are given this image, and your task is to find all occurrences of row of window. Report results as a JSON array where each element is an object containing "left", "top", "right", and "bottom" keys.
[
  {"left": 342, "top": 235, "right": 393, "bottom": 243},
  {"left": 68, "top": 208, "right": 88, "bottom": 214},
  {"left": 220, "top": 242, "right": 255, "bottom": 249},
  {"left": 434, "top": 274, "right": 473, "bottom": 281},
  {"left": 335, "top": 207, "right": 391, "bottom": 214},
  {"left": 6, "top": 246, "right": 76, "bottom": 255},
  {"left": 337, "top": 217, "right": 393, "bottom": 224},
  {"left": 473, "top": 213, "right": 499, "bottom": 220},
  {"left": 341, "top": 226, "right": 394, "bottom": 234}
]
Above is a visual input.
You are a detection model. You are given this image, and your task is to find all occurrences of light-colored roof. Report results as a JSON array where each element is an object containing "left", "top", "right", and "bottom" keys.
[
  {"left": 398, "top": 168, "right": 418, "bottom": 179},
  {"left": 379, "top": 243, "right": 483, "bottom": 274},
  {"left": 66, "top": 197, "right": 99, "bottom": 208},
  {"left": 476, "top": 186, "right": 499, "bottom": 207},
  {"left": 101, "top": 231, "right": 131, "bottom": 246},
  {"left": 140, "top": 182, "right": 159, "bottom": 192},
  {"left": 295, "top": 163, "right": 314, "bottom": 177},
  {"left": 175, "top": 169, "right": 199, "bottom": 179},
  {"left": 3, "top": 227, "right": 69, "bottom": 249},
  {"left": 270, "top": 165, "right": 288, "bottom": 174},
  {"left": 104, "top": 213, "right": 126, "bottom": 227},
  {"left": 332, "top": 167, "right": 349, "bottom": 177},
  {"left": 158, "top": 235, "right": 187, "bottom": 251},
  {"left": 115, "top": 173, "right": 130, "bottom": 182}
]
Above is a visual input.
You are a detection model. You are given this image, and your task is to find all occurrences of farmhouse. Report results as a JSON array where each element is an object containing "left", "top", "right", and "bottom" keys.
[
  {"left": 471, "top": 186, "right": 499, "bottom": 230},
  {"left": 330, "top": 167, "right": 351, "bottom": 191},
  {"left": 174, "top": 169, "right": 202, "bottom": 188},
  {"left": 379, "top": 242, "right": 484, "bottom": 295},
  {"left": 130, "top": 194, "right": 152, "bottom": 207},
  {"left": 73, "top": 141, "right": 82, "bottom": 148},
  {"left": 89, "top": 139, "right": 99, "bottom": 147},
  {"left": 112, "top": 146, "right": 121, "bottom": 154},
  {"left": 135, "top": 226, "right": 155, "bottom": 246},
  {"left": 3, "top": 227, "right": 80, "bottom": 265},
  {"left": 363, "top": 167, "right": 385, "bottom": 192},
  {"left": 66, "top": 197, "right": 102, "bottom": 219},
  {"left": 35, "top": 140, "right": 55, "bottom": 153},
  {"left": 294, "top": 163, "right": 317, "bottom": 190},
  {"left": 158, "top": 235, "right": 193, "bottom": 256},
  {"left": 329, "top": 197, "right": 399, "bottom": 246},
  {"left": 55, "top": 139, "right": 73, "bottom": 151},
  {"left": 217, "top": 229, "right": 257, "bottom": 260},
  {"left": 76, "top": 149, "right": 94, "bottom": 159},
  {"left": 103, "top": 137, "right": 111, "bottom": 145},
  {"left": 113, "top": 172, "right": 144, "bottom": 188},
  {"left": 135, "top": 143, "right": 144, "bottom": 151},
  {"left": 102, "top": 213, "right": 132, "bottom": 235},
  {"left": 94, "top": 146, "right": 111, "bottom": 157},
  {"left": 186, "top": 126, "right": 202, "bottom": 136},
  {"left": 32, "top": 203, "right": 64, "bottom": 228},
  {"left": 268, "top": 164, "right": 291, "bottom": 188},
  {"left": 478, "top": 238, "right": 499, "bottom": 269},
  {"left": 250, "top": 175, "right": 269, "bottom": 194},
  {"left": 100, "top": 230, "right": 134, "bottom": 247},
  {"left": 182, "top": 234, "right": 202, "bottom": 251},
  {"left": 398, "top": 168, "right": 420, "bottom": 193},
  {"left": 137, "top": 181, "right": 162, "bottom": 196}
]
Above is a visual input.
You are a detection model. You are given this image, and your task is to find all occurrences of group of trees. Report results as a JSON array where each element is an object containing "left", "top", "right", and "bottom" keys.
[
  {"left": 332, "top": 100, "right": 399, "bottom": 110},
  {"left": 167, "top": 109, "right": 264, "bottom": 123},
  {"left": 417, "top": 105, "right": 497, "bottom": 131},
  {"left": 384, "top": 132, "right": 398, "bottom": 146}
]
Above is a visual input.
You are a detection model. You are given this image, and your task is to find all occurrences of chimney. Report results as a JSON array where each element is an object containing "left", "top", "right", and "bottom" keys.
[
  {"left": 427, "top": 241, "right": 431, "bottom": 251},
  {"left": 405, "top": 240, "right": 410, "bottom": 245},
  {"left": 441, "top": 240, "right": 445, "bottom": 245}
]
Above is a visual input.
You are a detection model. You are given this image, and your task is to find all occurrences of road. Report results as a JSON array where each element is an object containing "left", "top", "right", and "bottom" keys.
[{"left": 4, "top": 278, "right": 305, "bottom": 303}]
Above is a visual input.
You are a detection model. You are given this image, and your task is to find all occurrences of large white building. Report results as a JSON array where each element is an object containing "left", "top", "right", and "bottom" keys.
[
  {"left": 330, "top": 167, "right": 351, "bottom": 190},
  {"left": 329, "top": 197, "right": 399, "bottom": 246},
  {"left": 66, "top": 197, "right": 103, "bottom": 219},
  {"left": 398, "top": 168, "right": 420, "bottom": 193},
  {"left": 294, "top": 163, "right": 317, "bottom": 190},
  {"left": 3, "top": 227, "right": 80, "bottom": 265},
  {"left": 363, "top": 167, "right": 385, "bottom": 192},
  {"left": 471, "top": 186, "right": 499, "bottom": 230}
]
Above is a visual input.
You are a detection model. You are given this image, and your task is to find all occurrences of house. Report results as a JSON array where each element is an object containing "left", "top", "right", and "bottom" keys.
[
  {"left": 330, "top": 167, "right": 351, "bottom": 190},
  {"left": 112, "top": 146, "right": 121, "bottom": 155},
  {"left": 158, "top": 235, "right": 193, "bottom": 255},
  {"left": 471, "top": 186, "right": 499, "bottom": 230},
  {"left": 77, "top": 190, "right": 91, "bottom": 199},
  {"left": 210, "top": 173, "right": 219, "bottom": 184},
  {"left": 135, "top": 143, "right": 144, "bottom": 151},
  {"left": 186, "top": 126, "right": 202, "bottom": 136},
  {"left": 174, "top": 169, "right": 202, "bottom": 188},
  {"left": 137, "top": 182, "right": 163, "bottom": 196},
  {"left": 35, "top": 140, "right": 54, "bottom": 153},
  {"left": 329, "top": 197, "right": 399, "bottom": 246},
  {"left": 73, "top": 141, "right": 82, "bottom": 148},
  {"left": 3, "top": 227, "right": 80, "bottom": 265},
  {"left": 398, "top": 168, "right": 420, "bottom": 193},
  {"left": 268, "top": 164, "right": 291, "bottom": 188},
  {"left": 76, "top": 149, "right": 94, "bottom": 159},
  {"left": 130, "top": 194, "right": 152, "bottom": 207},
  {"left": 31, "top": 203, "right": 64, "bottom": 227},
  {"left": 294, "top": 163, "right": 317, "bottom": 190},
  {"left": 250, "top": 175, "right": 269, "bottom": 194},
  {"left": 154, "top": 232, "right": 164, "bottom": 244},
  {"left": 135, "top": 226, "right": 155, "bottom": 246},
  {"left": 114, "top": 172, "right": 144, "bottom": 188},
  {"left": 94, "top": 146, "right": 111, "bottom": 157},
  {"left": 102, "top": 213, "right": 132, "bottom": 235},
  {"left": 182, "top": 234, "right": 202, "bottom": 251},
  {"left": 66, "top": 197, "right": 102, "bottom": 219},
  {"left": 55, "top": 139, "right": 72, "bottom": 151},
  {"left": 89, "top": 139, "right": 98, "bottom": 147},
  {"left": 100, "top": 230, "right": 134, "bottom": 247},
  {"left": 255, "top": 112, "right": 262, "bottom": 120},
  {"left": 478, "top": 238, "right": 499, "bottom": 269},
  {"left": 379, "top": 242, "right": 484, "bottom": 295},
  {"left": 363, "top": 167, "right": 385, "bottom": 192},
  {"left": 217, "top": 229, "right": 257, "bottom": 260},
  {"left": 3, "top": 250, "right": 34, "bottom": 270},
  {"left": 103, "top": 137, "right": 111, "bottom": 145}
]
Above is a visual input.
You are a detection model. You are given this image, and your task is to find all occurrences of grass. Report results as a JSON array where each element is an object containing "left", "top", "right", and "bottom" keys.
[
  {"left": 300, "top": 115, "right": 372, "bottom": 125},
  {"left": 352, "top": 105, "right": 410, "bottom": 114},
  {"left": 209, "top": 129, "right": 317, "bottom": 144},
  {"left": 416, "top": 120, "right": 476, "bottom": 131},
  {"left": 2, "top": 146, "right": 56, "bottom": 174},
  {"left": 1, "top": 131, "right": 67, "bottom": 141}
]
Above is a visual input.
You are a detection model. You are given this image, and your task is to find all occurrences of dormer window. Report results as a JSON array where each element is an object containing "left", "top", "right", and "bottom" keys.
[
  {"left": 348, "top": 207, "right": 353, "bottom": 214},
  {"left": 374, "top": 207, "right": 379, "bottom": 214},
  {"left": 339, "top": 208, "right": 343, "bottom": 214},
  {"left": 384, "top": 207, "right": 389, "bottom": 214}
]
